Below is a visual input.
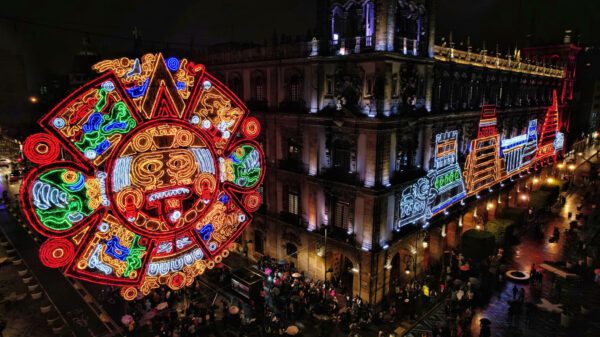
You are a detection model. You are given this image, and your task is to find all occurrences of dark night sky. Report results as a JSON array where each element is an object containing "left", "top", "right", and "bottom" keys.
[{"left": 1, "top": 0, "right": 599, "bottom": 91}]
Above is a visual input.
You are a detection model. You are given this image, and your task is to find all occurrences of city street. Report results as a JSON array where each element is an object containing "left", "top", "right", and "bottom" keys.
[{"left": 404, "top": 146, "right": 600, "bottom": 337}]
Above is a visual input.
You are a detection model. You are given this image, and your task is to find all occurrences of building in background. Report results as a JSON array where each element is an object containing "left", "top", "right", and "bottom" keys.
[
  {"left": 196, "top": 0, "right": 571, "bottom": 303},
  {"left": 572, "top": 45, "right": 600, "bottom": 143}
]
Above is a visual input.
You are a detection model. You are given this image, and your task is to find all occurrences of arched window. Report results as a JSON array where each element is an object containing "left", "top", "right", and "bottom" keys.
[{"left": 331, "top": 6, "right": 344, "bottom": 42}]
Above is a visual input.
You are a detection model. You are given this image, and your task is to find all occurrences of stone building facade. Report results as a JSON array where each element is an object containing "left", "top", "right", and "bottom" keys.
[{"left": 200, "top": 0, "right": 567, "bottom": 303}]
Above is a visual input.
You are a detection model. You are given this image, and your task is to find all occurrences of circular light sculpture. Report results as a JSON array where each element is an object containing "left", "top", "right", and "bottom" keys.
[{"left": 20, "top": 54, "right": 264, "bottom": 299}]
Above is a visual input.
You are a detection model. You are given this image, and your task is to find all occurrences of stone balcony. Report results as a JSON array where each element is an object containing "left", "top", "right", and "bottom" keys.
[{"left": 434, "top": 45, "right": 565, "bottom": 78}]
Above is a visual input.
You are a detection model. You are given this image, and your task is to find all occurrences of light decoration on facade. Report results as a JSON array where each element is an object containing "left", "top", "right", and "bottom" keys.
[
  {"left": 20, "top": 53, "right": 264, "bottom": 300},
  {"left": 463, "top": 105, "right": 501, "bottom": 195},
  {"left": 397, "top": 130, "right": 466, "bottom": 228},
  {"left": 535, "top": 91, "right": 561, "bottom": 163},
  {"left": 500, "top": 119, "right": 538, "bottom": 174}
]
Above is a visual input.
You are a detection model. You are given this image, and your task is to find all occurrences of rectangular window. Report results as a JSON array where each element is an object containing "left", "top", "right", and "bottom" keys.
[
  {"left": 326, "top": 77, "right": 334, "bottom": 95},
  {"left": 287, "top": 191, "right": 299, "bottom": 215},
  {"left": 290, "top": 83, "right": 300, "bottom": 102},
  {"left": 256, "top": 83, "right": 265, "bottom": 101},
  {"left": 366, "top": 79, "right": 373, "bottom": 96},
  {"left": 333, "top": 201, "right": 349, "bottom": 229},
  {"left": 254, "top": 230, "right": 264, "bottom": 254}
]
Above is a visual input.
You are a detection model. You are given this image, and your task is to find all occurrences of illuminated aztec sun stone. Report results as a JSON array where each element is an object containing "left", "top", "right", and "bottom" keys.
[{"left": 20, "top": 53, "right": 264, "bottom": 300}]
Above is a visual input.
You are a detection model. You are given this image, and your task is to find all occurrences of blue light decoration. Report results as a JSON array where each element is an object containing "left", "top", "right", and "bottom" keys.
[
  {"left": 499, "top": 119, "right": 539, "bottom": 173},
  {"left": 166, "top": 57, "right": 180, "bottom": 72},
  {"left": 105, "top": 236, "right": 130, "bottom": 261},
  {"left": 553, "top": 132, "right": 564, "bottom": 153},
  {"left": 429, "top": 130, "right": 466, "bottom": 214},
  {"left": 520, "top": 120, "right": 538, "bottom": 167},
  {"left": 126, "top": 79, "right": 150, "bottom": 99},
  {"left": 125, "top": 58, "right": 142, "bottom": 78},
  {"left": 397, "top": 131, "right": 466, "bottom": 228},
  {"left": 176, "top": 81, "right": 186, "bottom": 91}
]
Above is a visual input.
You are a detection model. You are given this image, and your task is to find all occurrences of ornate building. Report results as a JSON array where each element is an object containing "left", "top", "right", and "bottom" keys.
[{"left": 200, "top": 0, "right": 567, "bottom": 303}]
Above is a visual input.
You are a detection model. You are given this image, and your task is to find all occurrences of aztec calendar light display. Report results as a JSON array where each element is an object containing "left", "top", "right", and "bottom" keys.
[{"left": 20, "top": 53, "right": 264, "bottom": 299}]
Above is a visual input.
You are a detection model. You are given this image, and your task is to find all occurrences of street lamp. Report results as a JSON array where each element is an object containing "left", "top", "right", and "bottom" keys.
[
  {"left": 422, "top": 234, "right": 430, "bottom": 249},
  {"left": 404, "top": 255, "right": 416, "bottom": 278}
]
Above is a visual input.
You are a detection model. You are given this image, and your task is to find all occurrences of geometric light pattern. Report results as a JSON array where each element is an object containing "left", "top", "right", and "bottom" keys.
[
  {"left": 398, "top": 130, "right": 466, "bottom": 227},
  {"left": 463, "top": 105, "right": 501, "bottom": 194},
  {"left": 20, "top": 53, "right": 264, "bottom": 300},
  {"left": 536, "top": 91, "right": 561, "bottom": 163},
  {"left": 397, "top": 90, "right": 563, "bottom": 229}
]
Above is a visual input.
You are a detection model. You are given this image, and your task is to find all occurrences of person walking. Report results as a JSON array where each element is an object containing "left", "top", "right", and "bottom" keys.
[
  {"left": 518, "top": 288, "right": 525, "bottom": 303},
  {"left": 512, "top": 285, "right": 518, "bottom": 300}
]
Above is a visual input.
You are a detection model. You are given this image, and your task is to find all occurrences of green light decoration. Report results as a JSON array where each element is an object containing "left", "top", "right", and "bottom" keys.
[
  {"left": 433, "top": 169, "right": 462, "bottom": 190},
  {"left": 231, "top": 145, "right": 261, "bottom": 188},
  {"left": 31, "top": 168, "right": 95, "bottom": 231},
  {"left": 74, "top": 88, "right": 137, "bottom": 159},
  {"left": 123, "top": 235, "right": 146, "bottom": 278}
]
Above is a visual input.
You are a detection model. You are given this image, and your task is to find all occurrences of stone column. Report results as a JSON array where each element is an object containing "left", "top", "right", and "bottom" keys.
[{"left": 374, "top": 0, "right": 396, "bottom": 51}]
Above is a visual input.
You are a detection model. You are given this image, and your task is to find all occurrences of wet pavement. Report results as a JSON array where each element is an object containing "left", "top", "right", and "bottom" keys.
[{"left": 404, "top": 146, "right": 600, "bottom": 337}]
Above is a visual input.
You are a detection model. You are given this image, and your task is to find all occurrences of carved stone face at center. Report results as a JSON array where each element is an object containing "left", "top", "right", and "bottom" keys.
[{"left": 110, "top": 123, "right": 218, "bottom": 236}]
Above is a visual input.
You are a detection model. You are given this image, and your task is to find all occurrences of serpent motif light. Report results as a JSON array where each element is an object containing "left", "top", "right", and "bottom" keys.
[{"left": 21, "top": 53, "right": 264, "bottom": 299}]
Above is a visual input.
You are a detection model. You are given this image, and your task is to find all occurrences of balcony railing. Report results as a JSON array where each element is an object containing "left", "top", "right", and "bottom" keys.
[
  {"left": 394, "top": 36, "right": 419, "bottom": 56},
  {"left": 279, "top": 211, "right": 306, "bottom": 228},
  {"left": 320, "top": 167, "right": 361, "bottom": 185},
  {"left": 330, "top": 35, "right": 375, "bottom": 55},
  {"left": 278, "top": 158, "right": 308, "bottom": 174},
  {"left": 200, "top": 41, "right": 316, "bottom": 65},
  {"left": 434, "top": 45, "right": 565, "bottom": 79}
]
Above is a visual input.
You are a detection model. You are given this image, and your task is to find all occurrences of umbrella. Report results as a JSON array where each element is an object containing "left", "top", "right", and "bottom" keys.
[
  {"left": 121, "top": 314, "right": 134, "bottom": 325},
  {"left": 594, "top": 269, "right": 600, "bottom": 275},
  {"left": 313, "top": 313, "right": 330, "bottom": 321},
  {"left": 453, "top": 279, "right": 463, "bottom": 286},
  {"left": 286, "top": 325, "right": 299, "bottom": 335},
  {"left": 480, "top": 318, "right": 491, "bottom": 325},
  {"left": 142, "top": 310, "right": 157, "bottom": 321},
  {"left": 278, "top": 260, "right": 287, "bottom": 265},
  {"left": 264, "top": 268, "right": 273, "bottom": 275},
  {"left": 292, "top": 272, "right": 302, "bottom": 278},
  {"left": 229, "top": 306, "right": 240, "bottom": 315},
  {"left": 459, "top": 264, "right": 470, "bottom": 271},
  {"left": 156, "top": 302, "right": 168, "bottom": 311}
]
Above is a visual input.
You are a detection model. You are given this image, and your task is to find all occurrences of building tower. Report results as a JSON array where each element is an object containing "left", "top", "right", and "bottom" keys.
[{"left": 535, "top": 90, "right": 561, "bottom": 163}]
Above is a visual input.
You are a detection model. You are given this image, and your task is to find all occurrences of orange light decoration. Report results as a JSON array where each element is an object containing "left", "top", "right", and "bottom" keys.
[
  {"left": 535, "top": 91, "right": 560, "bottom": 163},
  {"left": 463, "top": 105, "right": 501, "bottom": 195},
  {"left": 20, "top": 53, "right": 264, "bottom": 299}
]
